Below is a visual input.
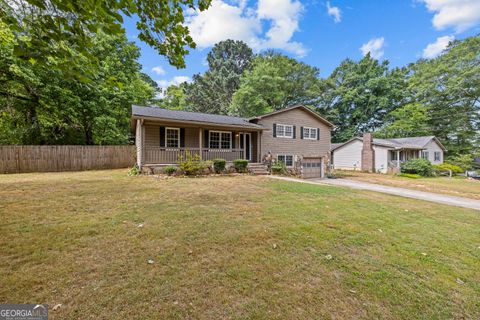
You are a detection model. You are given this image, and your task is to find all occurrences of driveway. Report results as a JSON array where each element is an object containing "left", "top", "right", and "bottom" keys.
[{"left": 268, "top": 176, "right": 480, "bottom": 211}]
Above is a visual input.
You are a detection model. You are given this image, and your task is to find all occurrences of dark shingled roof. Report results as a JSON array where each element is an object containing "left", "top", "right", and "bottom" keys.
[{"left": 132, "top": 105, "right": 264, "bottom": 129}]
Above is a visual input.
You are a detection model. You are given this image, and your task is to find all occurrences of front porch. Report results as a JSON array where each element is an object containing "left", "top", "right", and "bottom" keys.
[
  {"left": 388, "top": 149, "right": 424, "bottom": 168},
  {"left": 144, "top": 147, "right": 245, "bottom": 163},
  {"left": 135, "top": 119, "right": 262, "bottom": 166}
]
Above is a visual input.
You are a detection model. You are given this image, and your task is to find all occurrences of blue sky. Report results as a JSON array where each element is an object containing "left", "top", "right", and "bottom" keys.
[{"left": 122, "top": 0, "right": 480, "bottom": 91}]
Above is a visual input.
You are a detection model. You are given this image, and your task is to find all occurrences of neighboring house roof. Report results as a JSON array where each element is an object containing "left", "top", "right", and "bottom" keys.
[
  {"left": 132, "top": 105, "right": 264, "bottom": 129},
  {"left": 249, "top": 105, "right": 335, "bottom": 128},
  {"left": 331, "top": 143, "right": 343, "bottom": 150},
  {"left": 331, "top": 136, "right": 447, "bottom": 152}
]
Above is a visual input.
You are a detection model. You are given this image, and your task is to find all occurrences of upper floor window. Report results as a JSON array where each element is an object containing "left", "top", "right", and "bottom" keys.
[
  {"left": 209, "top": 131, "right": 231, "bottom": 149},
  {"left": 276, "top": 124, "right": 293, "bottom": 138},
  {"left": 166, "top": 128, "right": 180, "bottom": 148},
  {"left": 434, "top": 151, "right": 441, "bottom": 161},
  {"left": 303, "top": 127, "right": 318, "bottom": 140}
]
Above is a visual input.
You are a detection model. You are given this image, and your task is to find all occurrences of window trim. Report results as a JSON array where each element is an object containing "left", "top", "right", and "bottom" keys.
[
  {"left": 302, "top": 127, "right": 318, "bottom": 140},
  {"left": 277, "top": 154, "right": 294, "bottom": 167},
  {"left": 209, "top": 130, "right": 232, "bottom": 149},
  {"left": 276, "top": 124, "right": 294, "bottom": 138},
  {"left": 421, "top": 151, "right": 430, "bottom": 160},
  {"left": 165, "top": 127, "right": 180, "bottom": 148},
  {"left": 434, "top": 151, "right": 441, "bottom": 161}
]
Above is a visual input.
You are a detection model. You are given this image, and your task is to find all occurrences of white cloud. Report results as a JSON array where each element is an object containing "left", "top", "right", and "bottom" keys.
[
  {"left": 156, "top": 76, "right": 191, "bottom": 98},
  {"left": 360, "top": 37, "right": 385, "bottom": 59},
  {"left": 326, "top": 2, "right": 341, "bottom": 23},
  {"left": 151, "top": 66, "right": 166, "bottom": 76},
  {"left": 186, "top": 0, "right": 261, "bottom": 50},
  {"left": 422, "top": 35, "right": 454, "bottom": 59},
  {"left": 420, "top": 0, "right": 480, "bottom": 32},
  {"left": 186, "top": 0, "right": 306, "bottom": 57}
]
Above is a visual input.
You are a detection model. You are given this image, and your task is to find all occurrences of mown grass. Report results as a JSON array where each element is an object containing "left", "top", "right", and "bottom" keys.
[
  {"left": 336, "top": 170, "right": 480, "bottom": 200},
  {"left": 0, "top": 170, "right": 479, "bottom": 319}
]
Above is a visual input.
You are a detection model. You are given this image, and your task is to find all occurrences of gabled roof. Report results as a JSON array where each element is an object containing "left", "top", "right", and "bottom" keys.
[
  {"left": 132, "top": 105, "right": 264, "bottom": 129},
  {"left": 331, "top": 136, "right": 446, "bottom": 151},
  {"left": 249, "top": 105, "right": 335, "bottom": 128}
]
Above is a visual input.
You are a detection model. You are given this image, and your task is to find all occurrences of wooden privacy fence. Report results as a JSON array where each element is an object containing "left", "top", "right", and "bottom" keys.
[{"left": 0, "top": 145, "right": 136, "bottom": 173}]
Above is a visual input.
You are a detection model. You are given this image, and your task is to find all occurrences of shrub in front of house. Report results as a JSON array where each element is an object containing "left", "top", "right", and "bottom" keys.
[
  {"left": 127, "top": 164, "right": 141, "bottom": 176},
  {"left": 212, "top": 158, "right": 226, "bottom": 173},
  {"left": 433, "top": 162, "right": 463, "bottom": 175},
  {"left": 178, "top": 153, "right": 210, "bottom": 176},
  {"left": 448, "top": 154, "right": 474, "bottom": 171},
  {"left": 400, "top": 158, "right": 433, "bottom": 177},
  {"left": 164, "top": 165, "right": 177, "bottom": 176},
  {"left": 233, "top": 159, "right": 248, "bottom": 173},
  {"left": 271, "top": 161, "right": 287, "bottom": 175}
]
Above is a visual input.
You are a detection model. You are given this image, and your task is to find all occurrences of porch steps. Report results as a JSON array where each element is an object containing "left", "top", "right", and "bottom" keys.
[{"left": 248, "top": 163, "right": 270, "bottom": 175}]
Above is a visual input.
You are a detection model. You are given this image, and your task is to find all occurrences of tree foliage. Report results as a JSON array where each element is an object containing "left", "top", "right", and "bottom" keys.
[
  {"left": 318, "top": 54, "right": 410, "bottom": 142},
  {"left": 1, "top": 0, "right": 212, "bottom": 70},
  {"left": 407, "top": 36, "right": 480, "bottom": 155},
  {"left": 231, "top": 52, "right": 321, "bottom": 117},
  {"left": 184, "top": 40, "right": 253, "bottom": 115},
  {"left": 157, "top": 83, "right": 188, "bottom": 111},
  {"left": 376, "top": 103, "right": 431, "bottom": 138},
  {"left": 0, "top": 20, "right": 155, "bottom": 144}
]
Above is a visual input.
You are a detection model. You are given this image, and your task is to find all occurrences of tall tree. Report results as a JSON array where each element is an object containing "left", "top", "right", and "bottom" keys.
[
  {"left": 157, "top": 83, "right": 188, "bottom": 111},
  {"left": 318, "top": 54, "right": 410, "bottom": 142},
  {"left": 408, "top": 35, "right": 480, "bottom": 155},
  {"left": 0, "top": 22, "right": 155, "bottom": 145},
  {"left": 376, "top": 103, "right": 431, "bottom": 138},
  {"left": 230, "top": 52, "right": 321, "bottom": 117},
  {"left": 184, "top": 40, "right": 253, "bottom": 114},
  {"left": 1, "top": 0, "right": 212, "bottom": 71}
]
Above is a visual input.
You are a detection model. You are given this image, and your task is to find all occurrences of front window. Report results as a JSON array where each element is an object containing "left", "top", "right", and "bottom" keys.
[
  {"left": 434, "top": 152, "right": 441, "bottom": 161},
  {"left": 276, "top": 124, "right": 293, "bottom": 138},
  {"left": 209, "top": 131, "right": 231, "bottom": 149},
  {"left": 166, "top": 128, "right": 180, "bottom": 148},
  {"left": 303, "top": 127, "right": 318, "bottom": 140},
  {"left": 422, "top": 151, "right": 429, "bottom": 160},
  {"left": 277, "top": 155, "right": 293, "bottom": 167}
]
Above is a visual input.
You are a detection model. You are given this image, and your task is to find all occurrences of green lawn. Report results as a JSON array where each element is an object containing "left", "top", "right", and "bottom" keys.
[{"left": 0, "top": 170, "right": 479, "bottom": 319}]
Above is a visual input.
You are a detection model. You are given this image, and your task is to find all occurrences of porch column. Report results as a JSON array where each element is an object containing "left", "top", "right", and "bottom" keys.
[
  {"left": 243, "top": 132, "right": 246, "bottom": 160},
  {"left": 257, "top": 131, "right": 261, "bottom": 163},
  {"left": 135, "top": 119, "right": 144, "bottom": 167},
  {"left": 396, "top": 150, "right": 400, "bottom": 168},
  {"left": 199, "top": 128, "right": 203, "bottom": 160}
]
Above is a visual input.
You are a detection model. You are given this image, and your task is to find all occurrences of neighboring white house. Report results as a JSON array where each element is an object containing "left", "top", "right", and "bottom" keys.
[{"left": 331, "top": 135, "right": 446, "bottom": 174}]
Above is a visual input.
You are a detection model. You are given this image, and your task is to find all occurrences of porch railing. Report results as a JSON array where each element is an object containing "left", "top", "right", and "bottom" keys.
[
  {"left": 388, "top": 160, "right": 402, "bottom": 168},
  {"left": 144, "top": 147, "right": 244, "bottom": 164},
  {"left": 202, "top": 149, "right": 244, "bottom": 161}
]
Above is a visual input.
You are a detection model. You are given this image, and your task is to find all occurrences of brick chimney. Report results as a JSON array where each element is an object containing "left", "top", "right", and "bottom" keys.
[{"left": 361, "top": 133, "right": 375, "bottom": 172}]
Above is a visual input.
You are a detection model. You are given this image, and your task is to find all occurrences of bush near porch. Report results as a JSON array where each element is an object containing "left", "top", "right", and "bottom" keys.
[{"left": 400, "top": 158, "right": 433, "bottom": 176}]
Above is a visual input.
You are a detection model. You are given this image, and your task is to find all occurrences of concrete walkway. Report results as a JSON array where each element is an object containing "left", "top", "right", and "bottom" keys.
[{"left": 268, "top": 176, "right": 480, "bottom": 211}]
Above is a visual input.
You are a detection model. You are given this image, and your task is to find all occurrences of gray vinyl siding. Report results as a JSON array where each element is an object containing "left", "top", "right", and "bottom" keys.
[{"left": 257, "top": 108, "right": 332, "bottom": 159}]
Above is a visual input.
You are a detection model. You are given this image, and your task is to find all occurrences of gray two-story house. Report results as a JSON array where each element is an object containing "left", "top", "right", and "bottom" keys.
[{"left": 131, "top": 105, "right": 334, "bottom": 178}]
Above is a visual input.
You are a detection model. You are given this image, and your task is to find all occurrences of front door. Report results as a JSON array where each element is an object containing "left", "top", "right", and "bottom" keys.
[{"left": 239, "top": 133, "right": 252, "bottom": 161}]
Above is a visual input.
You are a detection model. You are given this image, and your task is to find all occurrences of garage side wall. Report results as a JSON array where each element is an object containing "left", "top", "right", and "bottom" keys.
[{"left": 332, "top": 140, "right": 362, "bottom": 170}]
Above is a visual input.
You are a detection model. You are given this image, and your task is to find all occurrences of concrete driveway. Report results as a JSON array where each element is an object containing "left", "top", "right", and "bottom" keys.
[{"left": 268, "top": 176, "right": 480, "bottom": 211}]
